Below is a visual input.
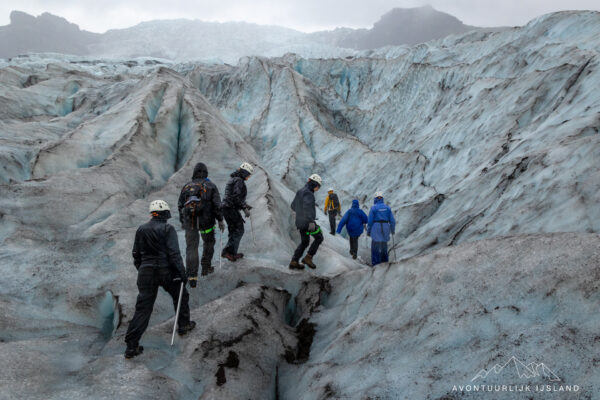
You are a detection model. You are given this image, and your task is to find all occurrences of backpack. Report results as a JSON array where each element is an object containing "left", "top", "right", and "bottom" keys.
[
  {"left": 183, "top": 182, "right": 207, "bottom": 229},
  {"left": 330, "top": 193, "right": 340, "bottom": 210}
]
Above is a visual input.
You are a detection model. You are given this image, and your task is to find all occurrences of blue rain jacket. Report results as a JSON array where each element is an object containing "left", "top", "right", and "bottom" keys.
[
  {"left": 367, "top": 197, "right": 396, "bottom": 242},
  {"left": 337, "top": 199, "right": 368, "bottom": 237}
]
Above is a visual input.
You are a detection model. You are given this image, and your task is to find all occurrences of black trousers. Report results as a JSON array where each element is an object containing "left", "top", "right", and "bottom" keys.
[
  {"left": 349, "top": 236, "right": 359, "bottom": 256},
  {"left": 328, "top": 210, "right": 338, "bottom": 234},
  {"left": 223, "top": 207, "right": 244, "bottom": 255},
  {"left": 185, "top": 228, "right": 216, "bottom": 276},
  {"left": 292, "top": 226, "right": 324, "bottom": 261},
  {"left": 125, "top": 266, "right": 190, "bottom": 347}
]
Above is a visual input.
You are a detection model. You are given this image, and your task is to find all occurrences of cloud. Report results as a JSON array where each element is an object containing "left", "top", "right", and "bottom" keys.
[{"left": 0, "top": 0, "right": 599, "bottom": 33}]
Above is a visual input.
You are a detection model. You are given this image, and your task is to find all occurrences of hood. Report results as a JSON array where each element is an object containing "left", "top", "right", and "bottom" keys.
[
  {"left": 374, "top": 197, "right": 384, "bottom": 204},
  {"left": 351, "top": 199, "right": 359, "bottom": 208},
  {"left": 192, "top": 163, "right": 208, "bottom": 179}
]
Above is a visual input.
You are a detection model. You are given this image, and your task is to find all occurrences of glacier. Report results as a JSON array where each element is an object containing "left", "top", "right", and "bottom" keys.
[{"left": 0, "top": 10, "right": 599, "bottom": 400}]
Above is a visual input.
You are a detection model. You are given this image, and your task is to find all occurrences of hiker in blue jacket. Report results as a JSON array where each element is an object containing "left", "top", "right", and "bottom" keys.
[
  {"left": 336, "top": 199, "right": 368, "bottom": 259},
  {"left": 367, "top": 192, "right": 396, "bottom": 266}
]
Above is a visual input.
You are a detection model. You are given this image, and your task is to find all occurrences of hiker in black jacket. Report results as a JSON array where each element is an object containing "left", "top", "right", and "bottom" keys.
[
  {"left": 221, "top": 162, "right": 254, "bottom": 261},
  {"left": 124, "top": 200, "right": 195, "bottom": 359},
  {"left": 289, "top": 174, "right": 323, "bottom": 270},
  {"left": 178, "top": 162, "right": 225, "bottom": 282}
]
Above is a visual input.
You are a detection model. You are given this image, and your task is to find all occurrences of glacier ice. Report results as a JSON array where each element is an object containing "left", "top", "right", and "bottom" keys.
[{"left": 0, "top": 10, "right": 599, "bottom": 400}]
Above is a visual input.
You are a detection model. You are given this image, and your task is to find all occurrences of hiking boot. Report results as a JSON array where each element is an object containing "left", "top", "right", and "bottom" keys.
[
  {"left": 289, "top": 260, "right": 304, "bottom": 270},
  {"left": 201, "top": 266, "right": 215, "bottom": 276},
  {"left": 234, "top": 253, "right": 244, "bottom": 260},
  {"left": 222, "top": 252, "right": 237, "bottom": 262},
  {"left": 124, "top": 345, "right": 144, "bottom": 359},
  {"left": 352, "top": 254, "right": 357, "bottom": 260},
  {"left": 178, "top": 321, "right": 196, "bottom": 336},
  {"left": 301, "top": 254, "right": 317, "bottom": 269}
]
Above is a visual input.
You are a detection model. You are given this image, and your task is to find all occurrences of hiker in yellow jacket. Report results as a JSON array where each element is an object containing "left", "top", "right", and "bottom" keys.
[{"left": 324, "top": 188, "right": 341, "bottom": 235}]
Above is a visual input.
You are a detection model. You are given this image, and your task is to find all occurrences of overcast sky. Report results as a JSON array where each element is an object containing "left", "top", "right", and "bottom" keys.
[{"left": 1, "top": 0, "right": 599, "bottom": 33}]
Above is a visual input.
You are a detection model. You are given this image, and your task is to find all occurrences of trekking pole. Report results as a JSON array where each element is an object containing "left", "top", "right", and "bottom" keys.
[
  {"left": 219, "top": 231, "right": 223, "bottom": 270},
  {"left": 249, "top": 213, "right": 257, "bottom": 247},
  {"left": 171, "top": 282, "right": 184, "bottom": 346},
  {"left": 391, "top": 234, "right": 397, "bottom": 263}
]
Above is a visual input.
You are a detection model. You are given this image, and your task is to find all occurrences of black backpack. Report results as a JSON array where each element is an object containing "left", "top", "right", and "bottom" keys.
[
  {"left": 183, "top": 182, "right": 207, "bottom": 229},
  {"left": 330, "top": 193, "right": 340, "bottom": 210}
]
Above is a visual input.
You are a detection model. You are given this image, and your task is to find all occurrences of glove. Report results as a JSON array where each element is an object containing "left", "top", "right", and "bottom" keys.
[
  {"left": 189, "top": 277, "right": 197, "bottom": 288},
  {"left": 243, "top": 208, "right": 251, "bottom": 218},
  {"left": 173, "top": 274, "right": 187, "bottom": 285},
  {"left": 218, "top": 220, "right": 225, "bottom": 232},
  {"left": 308, "top": 222, "right": 316, "bottom": 232}
]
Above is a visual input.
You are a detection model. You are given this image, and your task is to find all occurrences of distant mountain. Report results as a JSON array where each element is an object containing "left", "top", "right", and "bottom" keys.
[
  {"left": 0, "top": 11, "right": 100, "bottom": 58},
  {"left": 0, "top": 7, "right": 489, "bottom": 61},
  {"left": 88, "top": 19, "right": 351, "bottom": 62},
  {"left": 311, "top": 5, "right": 479, "bottom": 49}
]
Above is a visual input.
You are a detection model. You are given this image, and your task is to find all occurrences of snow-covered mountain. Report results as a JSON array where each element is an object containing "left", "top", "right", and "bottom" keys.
[
  {"left": 0, "top": 10, "right": 599, "bottom": 399},
  {"left": 89, "top": 19, "right": 355, "bottom": 63},
  {"left": 1, "top": 7, "right": 487, "bottom": 63}
]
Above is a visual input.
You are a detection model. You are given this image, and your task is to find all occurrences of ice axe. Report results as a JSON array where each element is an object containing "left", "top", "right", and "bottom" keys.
[{"left": 170, "top": 282, "right": 184, "bottom": 346}]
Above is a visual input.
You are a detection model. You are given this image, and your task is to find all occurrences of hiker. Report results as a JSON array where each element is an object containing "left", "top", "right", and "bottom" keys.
[
  {"left": 367, "top": 192, "right": 396, "bottom": 266},
  {"left": 289, "top": 174, "right": 324, "bottom": 270},
  {"left": 336, "top": 199, "right": 368, "bottom": 259},
  {"left": 324, "top": 188, "right": 342, "bottom": 235},
  {"left": 124, "top": 200, "right": 195, "bottom": 359},
  {"left": 178, "top": 162, "right": 225, "bottom": 282},
  {"left": 221, "top": 162, "right": 254, "bottom": 261}
]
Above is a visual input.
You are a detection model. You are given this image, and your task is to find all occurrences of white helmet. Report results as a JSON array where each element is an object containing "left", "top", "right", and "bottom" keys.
[
  {"left": 375, "top": 191, "right": 384, "bottom": 198},
  {"left": 149, "top": 200, "right": 170, "bottom": 213},
  {"left": 309, "top": 174, "right": 322, "bottom": 186},
  {"left": 328, "top": 187, "right": 334, "bottom": 192},
  {"left": 240, "top": 162, "right": 254, "bottom": 174}
]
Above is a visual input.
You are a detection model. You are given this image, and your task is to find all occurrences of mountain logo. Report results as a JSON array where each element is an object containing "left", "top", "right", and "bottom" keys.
[{"left": 472, "top": 356, "right": 561, "bottom": 382}]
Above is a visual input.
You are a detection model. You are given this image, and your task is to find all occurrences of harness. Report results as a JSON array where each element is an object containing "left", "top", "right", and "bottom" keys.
[
  {"left": 306, "top": 226, "right": 322, "bottom": 236},
  {"left": 200, "top": 226, "right": 215, "bottom": 234}
]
